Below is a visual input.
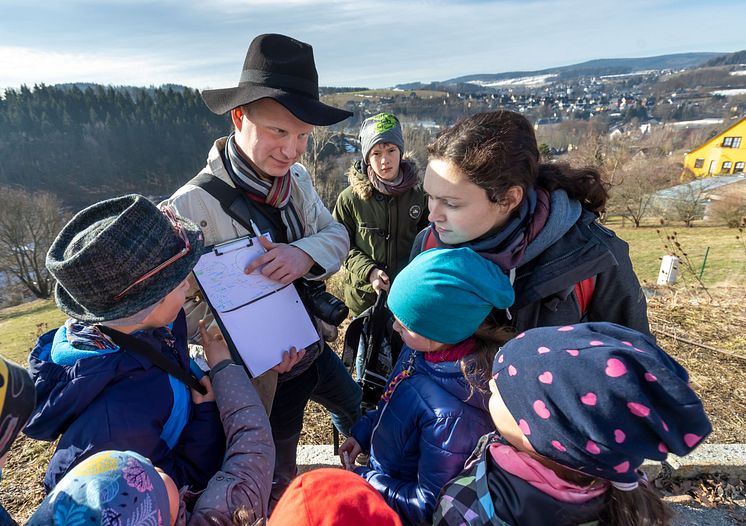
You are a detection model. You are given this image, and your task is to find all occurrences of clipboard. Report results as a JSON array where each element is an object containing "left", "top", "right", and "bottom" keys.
[{"left": 192, "top": 234, "right": 319, "bottom": 377}]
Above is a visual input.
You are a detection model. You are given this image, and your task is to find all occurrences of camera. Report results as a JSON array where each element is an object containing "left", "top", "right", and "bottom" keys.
[{"left": 295, "top": 279, "right": 349, "bottom": 326}]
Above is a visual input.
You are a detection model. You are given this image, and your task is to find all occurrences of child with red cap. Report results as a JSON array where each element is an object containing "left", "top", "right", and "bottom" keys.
[
  {"left": 434, "top": 322, "right": 712, "bottom": 526},
  {"left": 269, "top": 468, "right": 402, "bottom": 526}
]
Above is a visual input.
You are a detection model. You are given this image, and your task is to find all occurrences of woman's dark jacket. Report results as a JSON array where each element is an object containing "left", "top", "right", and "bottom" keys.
[{"left": 411, "top": 198, "right": 650, "bottom": 336}]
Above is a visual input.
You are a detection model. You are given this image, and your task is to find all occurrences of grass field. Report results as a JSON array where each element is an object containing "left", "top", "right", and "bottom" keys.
[
  {"left": 608, "top": 221, "right": 746, "bottom": 289},
  {"left": 0, "top": 300, "right": 66, "bottom": 364}
]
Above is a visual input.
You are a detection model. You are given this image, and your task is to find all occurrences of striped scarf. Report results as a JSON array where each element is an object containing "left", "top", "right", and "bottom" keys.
[{"left": 225, "top": 134, "right": 305, "bottom": 242}]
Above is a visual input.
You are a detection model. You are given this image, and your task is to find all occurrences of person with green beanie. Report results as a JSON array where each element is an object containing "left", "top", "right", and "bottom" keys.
[
  {"left": 333, "top": 112, "right": 428, "bottom": 317},
  {"left": 338, "top": 247, "right": 514, "bottom": 525}
]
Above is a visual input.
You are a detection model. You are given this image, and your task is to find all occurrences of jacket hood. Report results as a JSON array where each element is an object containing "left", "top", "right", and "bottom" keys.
[
  {"left": 24, "top": 327, "right": 158, "bottom": 441},
  {"left": 347, "top": 157, "right": 419, "bottom": 200},
  {"left": 413, "top": 349, "right": 490, "bottom": 412}
]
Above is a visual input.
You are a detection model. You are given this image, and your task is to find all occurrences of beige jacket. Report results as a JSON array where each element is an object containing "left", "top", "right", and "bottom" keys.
[{"left": 163, "top": 137, "right": 349, "bottom": 411}]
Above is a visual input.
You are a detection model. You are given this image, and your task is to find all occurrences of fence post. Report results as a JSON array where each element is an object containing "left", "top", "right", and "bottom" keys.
[{"left": 698, "top": 246, "right": 710, "bottom": 280}]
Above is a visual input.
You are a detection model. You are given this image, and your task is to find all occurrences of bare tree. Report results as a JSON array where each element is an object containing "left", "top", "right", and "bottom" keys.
[
  {"left": 302, "top": 127, "right": 341, "bottom": 185},
  {"left": 709, "top": 194, "right": 746, "bottom": 227},
  {"left": 0, "top": 187, "right": 67, "bottom": 298},
  {"left": 669, "top": 182, "right": 710, "bottom": 227},
  {"left": 607, "top": 157, "right": 670, "bottom": 227},
  {"left": 401, "top": 123, "right": 432, "bottom": 172},
  {"left": 567, "top": 131, "right": 632, "bottom": 188}
]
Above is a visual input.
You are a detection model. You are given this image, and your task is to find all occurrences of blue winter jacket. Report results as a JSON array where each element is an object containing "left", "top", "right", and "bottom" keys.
[
  {"left": 350, "top": 344, "right": 494, "bottom": 526},
  {"left": 24, "top": 311, "right": 225, "bottom": 493}
]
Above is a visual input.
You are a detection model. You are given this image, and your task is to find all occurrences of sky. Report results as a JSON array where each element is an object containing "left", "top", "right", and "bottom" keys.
[{"left": 1, "top": 0, "right": 745, "bottom": 91}]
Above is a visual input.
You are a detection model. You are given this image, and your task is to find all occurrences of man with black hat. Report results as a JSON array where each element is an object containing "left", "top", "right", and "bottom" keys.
[{"left": 164, "top": 33, "right": 361, "bottom": 503}]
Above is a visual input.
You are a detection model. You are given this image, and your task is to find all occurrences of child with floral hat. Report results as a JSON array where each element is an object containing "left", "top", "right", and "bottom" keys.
[
  {"left": 338, "top": 247, "right": 515, "bottom": 525},
  {"left": 434, "top": 322, "right": 712, "bottom": 526},
  {"left": 24, "top": 194, "right": 226, "bottom": 494}
]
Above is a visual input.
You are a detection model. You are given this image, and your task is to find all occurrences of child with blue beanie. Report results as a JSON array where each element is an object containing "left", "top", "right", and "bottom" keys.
[
  {"left": 434, "top": 322, "right": 712, "bottom": 526},
  {"left": 24, "top": 194, "right": 225, "bottom": 494},
  {"left": 339, "top": 247, "right": 515, "bottom": 526}
]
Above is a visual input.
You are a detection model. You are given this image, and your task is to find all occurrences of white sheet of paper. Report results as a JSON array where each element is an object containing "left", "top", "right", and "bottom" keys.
[{"left": 192, "top": 235, "right": 319, "bottom": 377}]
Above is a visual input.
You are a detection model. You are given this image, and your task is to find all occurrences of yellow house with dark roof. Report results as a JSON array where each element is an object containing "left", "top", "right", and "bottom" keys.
[{"left": 683, "top": 116, "right": 746, "bottom": 177}]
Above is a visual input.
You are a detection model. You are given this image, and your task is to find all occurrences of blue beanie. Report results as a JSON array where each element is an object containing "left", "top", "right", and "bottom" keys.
[{"left": 388, "top": 248, "right": 514, "bottom": 344}]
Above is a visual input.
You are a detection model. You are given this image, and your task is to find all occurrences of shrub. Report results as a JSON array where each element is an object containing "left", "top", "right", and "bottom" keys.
[{"left": 709, "top": 195, "right": 746, "bottom": 228}]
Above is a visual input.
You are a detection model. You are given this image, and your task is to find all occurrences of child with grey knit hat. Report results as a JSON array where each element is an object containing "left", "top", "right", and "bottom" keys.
[{"left": 24, "top": 194, "right": 227, "bottom": 495}]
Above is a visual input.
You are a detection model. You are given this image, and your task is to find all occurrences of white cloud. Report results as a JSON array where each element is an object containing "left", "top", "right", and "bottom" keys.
[
  {"left": 1, "top": 0, "right": 745, "bottom": 89},
  {"left": 0, "top": 47, "right": 226, "bottom": 90}
]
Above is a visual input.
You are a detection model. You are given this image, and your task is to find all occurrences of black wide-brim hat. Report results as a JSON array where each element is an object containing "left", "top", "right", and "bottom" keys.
[
  {"left": 201, "top": 33, "right": 352, "bottom": 126},
  {"left": 46, "top": 194, "right": 205, "bottom": 323}
]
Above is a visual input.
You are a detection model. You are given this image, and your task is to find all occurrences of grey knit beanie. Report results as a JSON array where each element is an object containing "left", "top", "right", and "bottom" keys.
[
  {"left": 360, "top": 112, "right": 405, "bottom": 163},
  {"left": 46, "top": 194, "right": 204, "bottom": 322}
]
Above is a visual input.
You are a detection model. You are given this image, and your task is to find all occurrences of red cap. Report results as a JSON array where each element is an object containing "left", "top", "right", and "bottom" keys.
[{"left": 268, "top": 468, "right": 402, "bottom": 526}]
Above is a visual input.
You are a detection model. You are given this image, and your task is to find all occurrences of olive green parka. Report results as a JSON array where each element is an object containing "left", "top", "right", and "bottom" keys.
[{"left": 333, "top": 159, "right": 428, "bottom": 316}]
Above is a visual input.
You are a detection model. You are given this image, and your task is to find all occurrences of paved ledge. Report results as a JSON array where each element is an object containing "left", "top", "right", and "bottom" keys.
[
  {"left": 642, "top": 444, "right": 746, "bottom": 480},
  {"left": 298, "top": 445, "right": 339, "bottom": 473},
  {"left": 300, "top": 444, "right": 746, "bottom": 480},
  {"left": 297, "top": 445, "right": 746, "bottom": 526}
]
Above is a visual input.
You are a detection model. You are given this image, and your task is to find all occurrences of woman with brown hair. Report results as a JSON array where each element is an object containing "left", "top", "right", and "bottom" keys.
[{"left": 413, "top": 110, "right": 650, "bottom": 335}]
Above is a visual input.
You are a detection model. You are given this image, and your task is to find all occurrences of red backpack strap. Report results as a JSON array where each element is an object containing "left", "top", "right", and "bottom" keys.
[
  {"left": 423, "top": 228, "right": 438, "bottom": 251},
  {"left": 574, "top": 276, "right": 596, "bottom": 317}
]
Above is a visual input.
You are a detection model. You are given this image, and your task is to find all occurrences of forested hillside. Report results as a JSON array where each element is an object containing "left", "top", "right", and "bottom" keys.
[{"left": 0, "top": 84, "right": 229, "bottom": 208}]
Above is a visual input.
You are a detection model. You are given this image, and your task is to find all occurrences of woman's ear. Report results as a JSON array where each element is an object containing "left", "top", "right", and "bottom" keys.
[{"left": 500, "top": 186, "right": 524, "bottom": 214}]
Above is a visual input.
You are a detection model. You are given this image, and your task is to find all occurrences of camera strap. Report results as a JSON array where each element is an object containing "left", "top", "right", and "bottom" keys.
[{"left": 187, "top": 171, "right": 286, "bottom": 244}]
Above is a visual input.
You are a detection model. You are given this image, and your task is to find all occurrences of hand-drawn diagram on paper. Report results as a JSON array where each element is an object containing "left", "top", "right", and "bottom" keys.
[{"left": 193, "top": 240, "right": 286, "bottom": 313}]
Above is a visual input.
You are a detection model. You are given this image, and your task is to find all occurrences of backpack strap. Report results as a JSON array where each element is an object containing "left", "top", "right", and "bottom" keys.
[
  {"left": 426, "top": 226, "right": 596, "bottom": 318},
  {"left": 342, "top": 315, "right": 366, "bottom": 372},
  {"left": 97, "top": 325, "right": 207, "bottom": 395},
  {"left": 423, "top": 228, "right": 438, "bottom": 251},
  {"left": 363, "top": 291, "right": 389, "bottom": 375},
  {"left": 574, "top": 276, "right": 596, "bottom": 317}
]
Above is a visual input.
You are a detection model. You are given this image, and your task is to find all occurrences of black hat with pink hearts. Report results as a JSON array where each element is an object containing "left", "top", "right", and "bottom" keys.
[{"left": 491, "top": 322, "right": 711, "bottom": 484}]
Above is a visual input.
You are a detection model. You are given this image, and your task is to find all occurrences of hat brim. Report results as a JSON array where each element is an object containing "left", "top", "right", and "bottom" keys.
[
  {"left": 54, "top": 218, "right": 205, "bottom": 323},
  {"left": 201, "top": 85, "right": 352, "bottom": 126}
]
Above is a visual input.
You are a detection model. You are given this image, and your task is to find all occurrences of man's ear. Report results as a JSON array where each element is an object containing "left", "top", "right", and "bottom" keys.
[{"left": 230, "top": 108, "right": 243, "bottom": 131}]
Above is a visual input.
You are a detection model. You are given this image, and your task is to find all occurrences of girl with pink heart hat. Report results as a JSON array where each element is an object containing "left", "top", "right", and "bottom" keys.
[{"left": 435, "top": 322, "right": 711, "bottom": 526}]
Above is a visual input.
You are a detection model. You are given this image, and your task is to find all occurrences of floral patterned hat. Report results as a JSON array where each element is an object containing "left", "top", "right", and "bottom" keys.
[{"left": 27, "top": 450, "right": 172, "bottom": 525}]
